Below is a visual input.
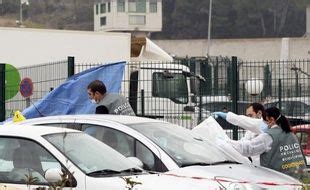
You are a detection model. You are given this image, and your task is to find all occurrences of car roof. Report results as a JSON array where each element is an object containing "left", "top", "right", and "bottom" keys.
[
  {"left": 0, "top": 124, "right": 79, "bottom": 137},
  {"left": 202, "top": 101, "right": 251, "bottom": 104},
  {"left": 18, "top": 114, "right": 170, "bottom": 126},
  {"left": 264, "top": 97, "right": 309, "bottom": 105}
]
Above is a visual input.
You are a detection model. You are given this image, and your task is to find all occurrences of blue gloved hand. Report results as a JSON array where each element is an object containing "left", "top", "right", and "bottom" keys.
[
  {"left": 212, "top": 112, "right": 227, "bottom": 120},
  {"left": 259, "top": 122, "right": 268, "bottom": 133}
]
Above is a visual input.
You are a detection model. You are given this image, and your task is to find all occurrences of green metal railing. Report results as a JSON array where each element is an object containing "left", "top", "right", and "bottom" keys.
[{"left": 1, "top": 56, "right": 309, "bottom": 139}]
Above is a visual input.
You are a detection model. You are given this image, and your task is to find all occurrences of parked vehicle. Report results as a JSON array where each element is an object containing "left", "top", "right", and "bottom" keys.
[
  {"left": 292, "top": 124, "right": 310, "bottom": 166},
  {"left": 123, "top": 62, "right": 200, "bottom": 128},
  {"left": 12, "top": 115, "right": 303, "bottom": 189},
  {"left": 0, "top": 125, "right": 224, "bottom": 190},
  {"left": 263, "top": 97, "right": 310, "bottom": 125}
]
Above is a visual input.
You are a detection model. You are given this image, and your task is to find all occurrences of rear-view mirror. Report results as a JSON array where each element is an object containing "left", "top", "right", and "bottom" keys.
[
  {"left": 127, "top": 157, "right": 144, "bottom": 168},
  {"left": 45, "top": 168, "right": 62, "bottom": 183}
]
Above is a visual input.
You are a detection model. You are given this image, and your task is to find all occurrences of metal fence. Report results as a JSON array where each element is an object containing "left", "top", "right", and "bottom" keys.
[
  {"left": 1, "top": 56, "right": 309, "bottom": 139},
  {"left": 0, "top": 57, "right": 73, "bottom": 120}
]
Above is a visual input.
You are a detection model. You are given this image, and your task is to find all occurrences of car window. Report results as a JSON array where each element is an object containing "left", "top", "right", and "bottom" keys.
[
  {"left": 82, "top": 124, "right": 167, "bottom": 172},
  {"left": 0, "top": 137, "right": 62, "bottom": 185},
  {"left": 82, "top": 124, "right": 135, "bottom": 157},
  {"left": 44, "top": 132, "right": 138, "bottom": 174}
]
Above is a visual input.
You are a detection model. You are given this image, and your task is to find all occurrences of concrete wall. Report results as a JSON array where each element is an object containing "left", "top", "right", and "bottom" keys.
[{"left": 153, "top": 37, "right": 310, "bottom": 60}]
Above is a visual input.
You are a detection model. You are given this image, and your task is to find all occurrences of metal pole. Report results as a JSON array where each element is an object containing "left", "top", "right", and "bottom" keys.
[
  {"left": 295, "top": 71, "right": 299, "bottom": 97},
  {"left": 19, "top": 0, "right": 23, "bottom": 26},
  {"left": 67, "top": 56, "right": 75, "bottom": 78},
  {"left": 278, "top": 79, "right": 282, "bottom": 110},
  {"left": 0, "top": 64, "right": 5, "bottom": 122},
  {"left": 231, "top": 57, "right": 239, "bottom": 114},
  {"left": 231, "top": 56, "right": 239, "bottom": 140},
  {"left": 206, "top": 0, "right": 212, "bottom": 57},
  {"left": 141, "top": 89, "right": 145, "bottom": 116},
  {"left": 26, "top": 97, "right": 30, "bottom": 108}
]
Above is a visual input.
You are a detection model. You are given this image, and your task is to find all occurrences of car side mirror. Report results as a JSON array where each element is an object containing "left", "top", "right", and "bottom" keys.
[
  {"left": 45, "top": 168, "right": 62, "bottom": 183},
  {"left": 127, "top": 157, "right": 144, "bottom": 168}
]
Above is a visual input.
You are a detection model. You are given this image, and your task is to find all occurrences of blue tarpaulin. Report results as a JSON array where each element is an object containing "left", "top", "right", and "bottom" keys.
[{"left": 22, "top": 61, "right": 126, "bottom": 119}]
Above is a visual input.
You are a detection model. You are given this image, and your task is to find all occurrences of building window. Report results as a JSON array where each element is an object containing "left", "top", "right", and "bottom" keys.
[
  {"left": 129, "top": 0, "right": 146, "bottom": 13},
  {"left": 108, "top": 2, "right": 111, "bottom": 12},
  {"left": 100, "top": 17, "right": 107, "bottom": 26},
  {"left": 149, "top": 0, "right": 157, "bottom": 13},
  {"left": 100, "top": 3, "right": 106, "bottom": 14},
  {"left": 96, "top": 4, "right": 99, "bottom": 15},
  {"left": 117, "top": 0, "right": 125, "bottom": 12},
  {"left": 129, "top": 15, "right": 146, "bottom": 25}
]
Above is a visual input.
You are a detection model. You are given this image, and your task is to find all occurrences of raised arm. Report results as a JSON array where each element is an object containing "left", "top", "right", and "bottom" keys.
[{"left": 226, "top": 112, "right": 262, "bottom": 134}]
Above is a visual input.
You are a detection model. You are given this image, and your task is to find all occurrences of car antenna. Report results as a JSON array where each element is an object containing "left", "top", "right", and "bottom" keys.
[{"left": 29, "top": 99, "right": 45, "bottom": 117}]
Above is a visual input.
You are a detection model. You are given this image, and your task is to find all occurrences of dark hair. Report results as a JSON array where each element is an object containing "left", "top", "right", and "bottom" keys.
[
  {"left": 247, "top": 102, "right": 266, "bottom": 118},
  {"left": 264, "top": 107, "right": 291, "bottom": 133},
  {"left": 87, "top": 80, "right": 107, "bottom": 95}
]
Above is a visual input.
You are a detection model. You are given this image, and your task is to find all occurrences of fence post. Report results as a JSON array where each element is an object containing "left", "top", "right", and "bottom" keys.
[
  {"left": 263, "top": 64, "right": 272, "bottom": 97},
  {"left": 0, "top": 64, "right": 5, "bottom": 122},
  {"left": 68, "top": 56, "right": 75, "bottom": 78},
  {"left": 200, "top": 59, "right": 212, "bottom": 95},
  {"left": 198, "top": 85, "right": 202, "bottom": 122},
  {"left": 294, "top": 71, "right": 299, "bottom": 97},
  {"left": 226, "top": 63, "right": 232, "bottom": 95},
  {"left": 141, "top": 89, "right": 145, "bottom": 117},
  {"left": 214, "top": 60, "right": 219, "bottom": 95},
  {"left": 231, "top": 56, "right": 239, "bottom": 140},
  {"left": 278, "top": 79, "right": 282, "bottom": 110}
]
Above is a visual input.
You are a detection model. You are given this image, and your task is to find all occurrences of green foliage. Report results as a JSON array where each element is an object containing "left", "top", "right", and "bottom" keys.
[
  {"left": 0, "top": 0, "right": 309, "bottom": 38},
  {"left": 153, "top": 0, "right": 310, "bottom": 39}
]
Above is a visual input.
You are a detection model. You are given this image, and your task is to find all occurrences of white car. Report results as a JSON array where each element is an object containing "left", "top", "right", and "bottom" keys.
[
  {"left": 0, "top": 125, "right": 223, "bottom": 190},
  {"left": 12, "top": 115, "right": 303, "bottom": 189}
]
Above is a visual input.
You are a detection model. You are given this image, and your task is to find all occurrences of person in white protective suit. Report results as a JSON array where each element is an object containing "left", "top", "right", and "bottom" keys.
[
  {"left": 212, "top": 102, "right": 268, "bottom": 165},
  {"left": 228, "top": 107, "right": 306, "bottom": 179}
]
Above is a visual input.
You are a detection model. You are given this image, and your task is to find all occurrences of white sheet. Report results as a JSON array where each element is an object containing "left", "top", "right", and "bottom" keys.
[{"left": 192, "top": 117, "right": 251, "bottom": 165}]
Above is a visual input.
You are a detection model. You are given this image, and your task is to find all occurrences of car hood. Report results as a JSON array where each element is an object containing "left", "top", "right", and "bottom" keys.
[
  {"left": 167, "top": 164, "right": 302, "bottom": 189},
  {"left": 85, "top": 173, "right": 221, "bottom": 190}
]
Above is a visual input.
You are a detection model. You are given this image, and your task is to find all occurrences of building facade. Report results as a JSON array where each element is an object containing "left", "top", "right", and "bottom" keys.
[{"left": 94, "top": 0, "right": 162, "bottom": 36}]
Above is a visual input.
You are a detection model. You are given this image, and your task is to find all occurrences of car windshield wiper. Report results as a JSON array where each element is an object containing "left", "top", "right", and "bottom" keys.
[
  {"left": 119, "top": 167, "right": 144, "bottom": 174},
  {"left": 180, "top": 162, "right": 212, "bottom": 167},
  {"left": 87, "top": 169, "right": 121, "bottom": 176},
  {"left": 210, "top": 160, "right": 241, "bottom": 165},
  {"left": 180, "top": 160, "right": 240, "bottom": 167}
]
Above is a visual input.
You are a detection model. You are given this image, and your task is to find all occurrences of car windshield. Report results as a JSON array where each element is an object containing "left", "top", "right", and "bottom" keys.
[
  {"left": 127, "top": 122, "right": 233, "bottom": 167},
  {"left": 43, "top": 132, "right": 138, "bottom": 174}
]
